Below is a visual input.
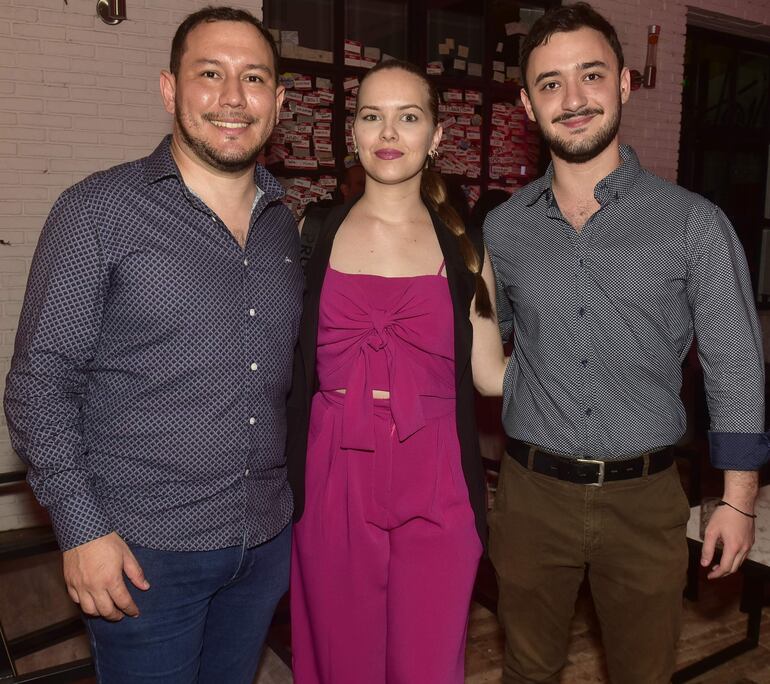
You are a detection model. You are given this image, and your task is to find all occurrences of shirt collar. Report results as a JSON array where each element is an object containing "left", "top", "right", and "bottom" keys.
[
  {"left": 142, "top": 135, "right": 285, "bottom": 203},
  {"left": 523, "top": 144, "right": 643, "bottom": 208}
]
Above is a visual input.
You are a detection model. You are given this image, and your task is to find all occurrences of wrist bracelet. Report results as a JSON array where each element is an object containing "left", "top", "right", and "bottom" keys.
[{"left": 717, "top": 500, "right": 757, "bottom": 519}]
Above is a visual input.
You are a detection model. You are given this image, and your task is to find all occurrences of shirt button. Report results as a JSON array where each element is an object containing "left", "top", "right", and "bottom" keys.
[
  {"left": 249, "top": 417, "right": 256, "bottom": 425},
  {"left": 245, "top": 468, "right": 250, "bottom": 477},
  {"left": 586, "top": 408, "right": 592, "bottom": 416},
  {"left": 212, "top": 216, "right": 217, "bottom": 222},
  {"left": 249, "top": 308, "right": 256, "bottom": 317},
  {"left": 243, "top": 258, "right": 249, "bottom": 266},
  {"left": 578, "top": 307, "right": 585, "bottom": 317},
  {"left": 250, "top": 362, "right": 258, "bottom": 371}
]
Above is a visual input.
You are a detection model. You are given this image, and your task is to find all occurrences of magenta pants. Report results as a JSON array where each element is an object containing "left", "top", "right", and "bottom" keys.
[{"left": 291, "top": 391, "right": 482, "bottom": 684}]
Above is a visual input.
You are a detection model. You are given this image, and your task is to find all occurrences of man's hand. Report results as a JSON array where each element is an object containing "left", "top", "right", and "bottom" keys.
[
  {"left": 701, "top": 470, "right": 758, "bottom": 579},
  {"left": 701, "top": 505, "right": 754, "bottom": 578},
  {"left": 63, "top": 532, "right": 150, "bottom": 621}
]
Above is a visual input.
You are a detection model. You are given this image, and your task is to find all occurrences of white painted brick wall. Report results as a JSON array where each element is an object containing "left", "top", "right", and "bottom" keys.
[
  {"left": 0, "top": 0, "right": 261, "bottom": 532},
  {"left": 592, "top": 0, "right": 770, "bottom": 181}
]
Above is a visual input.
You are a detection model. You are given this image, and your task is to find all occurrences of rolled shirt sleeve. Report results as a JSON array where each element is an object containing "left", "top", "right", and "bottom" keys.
[
  {"left": 686, "top": 203, "right": 768, "bottom": 470},
  {"left": 4, "top": 189, "right": 113, "bottom": 549}
]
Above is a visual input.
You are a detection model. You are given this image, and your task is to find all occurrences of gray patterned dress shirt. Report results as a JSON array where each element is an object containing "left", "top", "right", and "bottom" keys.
[
  {"left": 484, "top": 145, "right": 767, "bottom": 469},
  {"left": 4, "top": 136, "right": 303, "bottom": 551}
]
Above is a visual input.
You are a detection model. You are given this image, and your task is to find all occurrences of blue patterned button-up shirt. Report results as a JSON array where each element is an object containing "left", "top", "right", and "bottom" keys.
[
  {"left": 485, "top": 145, "right": 767, "bottom": 469},
  {"left": 4, "top": 136, "right": 303, "bottom": 551}
]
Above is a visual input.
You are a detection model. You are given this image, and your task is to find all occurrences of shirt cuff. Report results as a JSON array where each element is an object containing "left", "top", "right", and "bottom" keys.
[
  {"left": 48, "top": 493, "right": 113, "bottom": 551},
  {"left": 708, "top": 431, "right": 770, "bottom": 470}
]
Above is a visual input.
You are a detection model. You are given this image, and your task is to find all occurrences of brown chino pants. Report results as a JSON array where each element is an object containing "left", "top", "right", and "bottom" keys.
[{"left": 488, "top": 453, "right": 690, "bottom": 684}]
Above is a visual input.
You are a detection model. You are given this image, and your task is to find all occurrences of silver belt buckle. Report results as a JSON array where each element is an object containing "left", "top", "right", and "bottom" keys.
[{"left": 576, "top": 458, "right": 605, "bottom": 486}]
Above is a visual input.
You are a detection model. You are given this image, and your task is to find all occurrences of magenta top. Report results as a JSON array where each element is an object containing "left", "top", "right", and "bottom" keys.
[{"left": 316, "top": 265, "right": 455, "bottom": 451}]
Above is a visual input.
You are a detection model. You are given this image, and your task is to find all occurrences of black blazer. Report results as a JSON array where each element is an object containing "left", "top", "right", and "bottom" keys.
[{"left": 286, "top": 199, "right": 488, "bottom": 545}]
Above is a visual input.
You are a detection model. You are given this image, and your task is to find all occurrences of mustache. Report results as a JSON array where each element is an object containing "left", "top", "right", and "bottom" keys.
[
  {"left": 551, "top": 108, "right": 603, "bottom": 124},
  {"left": 202, "top": 112, "right": 256, "bottom": 124}
]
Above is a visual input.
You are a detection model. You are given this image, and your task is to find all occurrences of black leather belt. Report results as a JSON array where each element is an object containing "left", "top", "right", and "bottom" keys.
[{"left": 506, "top": 438, "right": 674, "bottom": 486}]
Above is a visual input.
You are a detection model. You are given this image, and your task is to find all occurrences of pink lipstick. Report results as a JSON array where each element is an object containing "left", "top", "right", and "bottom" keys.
[{"left": 375, "top": 149, "right": 403, "bottom": 160}]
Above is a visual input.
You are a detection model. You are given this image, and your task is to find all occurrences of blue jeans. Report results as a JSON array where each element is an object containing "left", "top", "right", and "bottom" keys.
[{"left": 85, "top": 524, "right": 290, "bottom": 683}]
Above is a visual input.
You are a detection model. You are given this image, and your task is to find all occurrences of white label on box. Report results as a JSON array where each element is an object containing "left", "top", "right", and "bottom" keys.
[
  {"left": 285, "top": 157, "right": 319, "bottom": 169},
  {"left": 468, "top": 63, "right": 482, "bottom": 77},
  {"left": 344, "top": 78, "right": 359, "bottom": 91},
  {"left": 453, "top": 58, "right": 466, "bottom": 71},
  {"left": 294, "top": 78, "right": 312, "bottom": 90},
  {"left": 457, "top": 45, "right": 469, "bottom": 59},
  {"left": 295, "top": 105, "right": 314, "bottom": 117},
  {"left": 281, "top": 30, "right": 299, "bottom": 45},
  {"left": 364, "top": 46, "right": 381, "bottom": 60},
  {"left": 294, "top": 177, "right": 312, "bottom": 189},
  {"left": 344, "top": 39, "right": 362, "bottom": 55}
]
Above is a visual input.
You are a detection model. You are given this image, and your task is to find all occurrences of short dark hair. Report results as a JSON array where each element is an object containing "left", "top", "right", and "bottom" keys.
[
  {"left": 169, "top": 6, "right": 279, "bottom": 78},
  {"left": 520, "top": 3, "right": 624, "bottom": 90}
]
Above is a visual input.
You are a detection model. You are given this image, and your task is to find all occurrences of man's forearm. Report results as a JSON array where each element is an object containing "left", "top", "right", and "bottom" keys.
[{"left": 722, "top": 469, "right": 759, "bottom": 513}]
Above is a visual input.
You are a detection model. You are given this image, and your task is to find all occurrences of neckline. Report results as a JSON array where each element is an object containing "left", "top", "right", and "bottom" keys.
[{"left": 327, "top": 266, "right": 447, "bottom": 281}]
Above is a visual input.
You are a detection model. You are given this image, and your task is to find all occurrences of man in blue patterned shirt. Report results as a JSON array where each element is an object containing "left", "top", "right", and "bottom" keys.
[
  {"left": 4, "top": 7, "right": 302, "bottom": 682},
  {"left": 484, "top": 4, "right": 767, "bottom": 683}
]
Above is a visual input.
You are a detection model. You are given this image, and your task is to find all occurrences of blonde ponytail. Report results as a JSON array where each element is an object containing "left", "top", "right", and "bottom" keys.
[{"left": 421, "top": 169, "right": 492, "bottom": 318}]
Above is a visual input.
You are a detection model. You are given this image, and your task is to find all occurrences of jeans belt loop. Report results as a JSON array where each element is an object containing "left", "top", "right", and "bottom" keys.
[{"left": 575, "top": 458, "right": 605, "bottom": 486}]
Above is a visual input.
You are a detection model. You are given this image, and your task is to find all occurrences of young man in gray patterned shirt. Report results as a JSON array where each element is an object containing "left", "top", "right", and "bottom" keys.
[{"left": 484, "top": 3, "right": 767, "bottom": 682}]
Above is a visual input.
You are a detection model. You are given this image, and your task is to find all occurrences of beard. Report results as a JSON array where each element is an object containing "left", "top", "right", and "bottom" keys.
[
  {"left": 539, "top": 99, "right": 621, "bottom": 164},
  {"left": 175, "top": 108, "right": 269, "bottom": 173}
]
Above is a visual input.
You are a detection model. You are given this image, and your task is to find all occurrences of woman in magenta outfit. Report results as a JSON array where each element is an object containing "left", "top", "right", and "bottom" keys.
[{"left": 287, "top": 60, "right": 507, "bottom": 684}]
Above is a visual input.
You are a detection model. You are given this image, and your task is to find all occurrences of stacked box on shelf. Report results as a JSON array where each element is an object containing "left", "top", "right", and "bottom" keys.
[
  {"left": 343, "top": 39, "right": 379, "bottom": 70},
  {"left": 278, "top": 175, "right": 338, "bottom": 218},
  {"left": 436, "top": 88, "right": 483, "bottom": 184},
  {"left": 343, "top": 75, "right": 360, "bottom": 161},
  {"left": 488, "top": 101, "right": 540, "bottom": 193},
  {"left": 266, "top": 73, "right": 338, "bottom": 217}
]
